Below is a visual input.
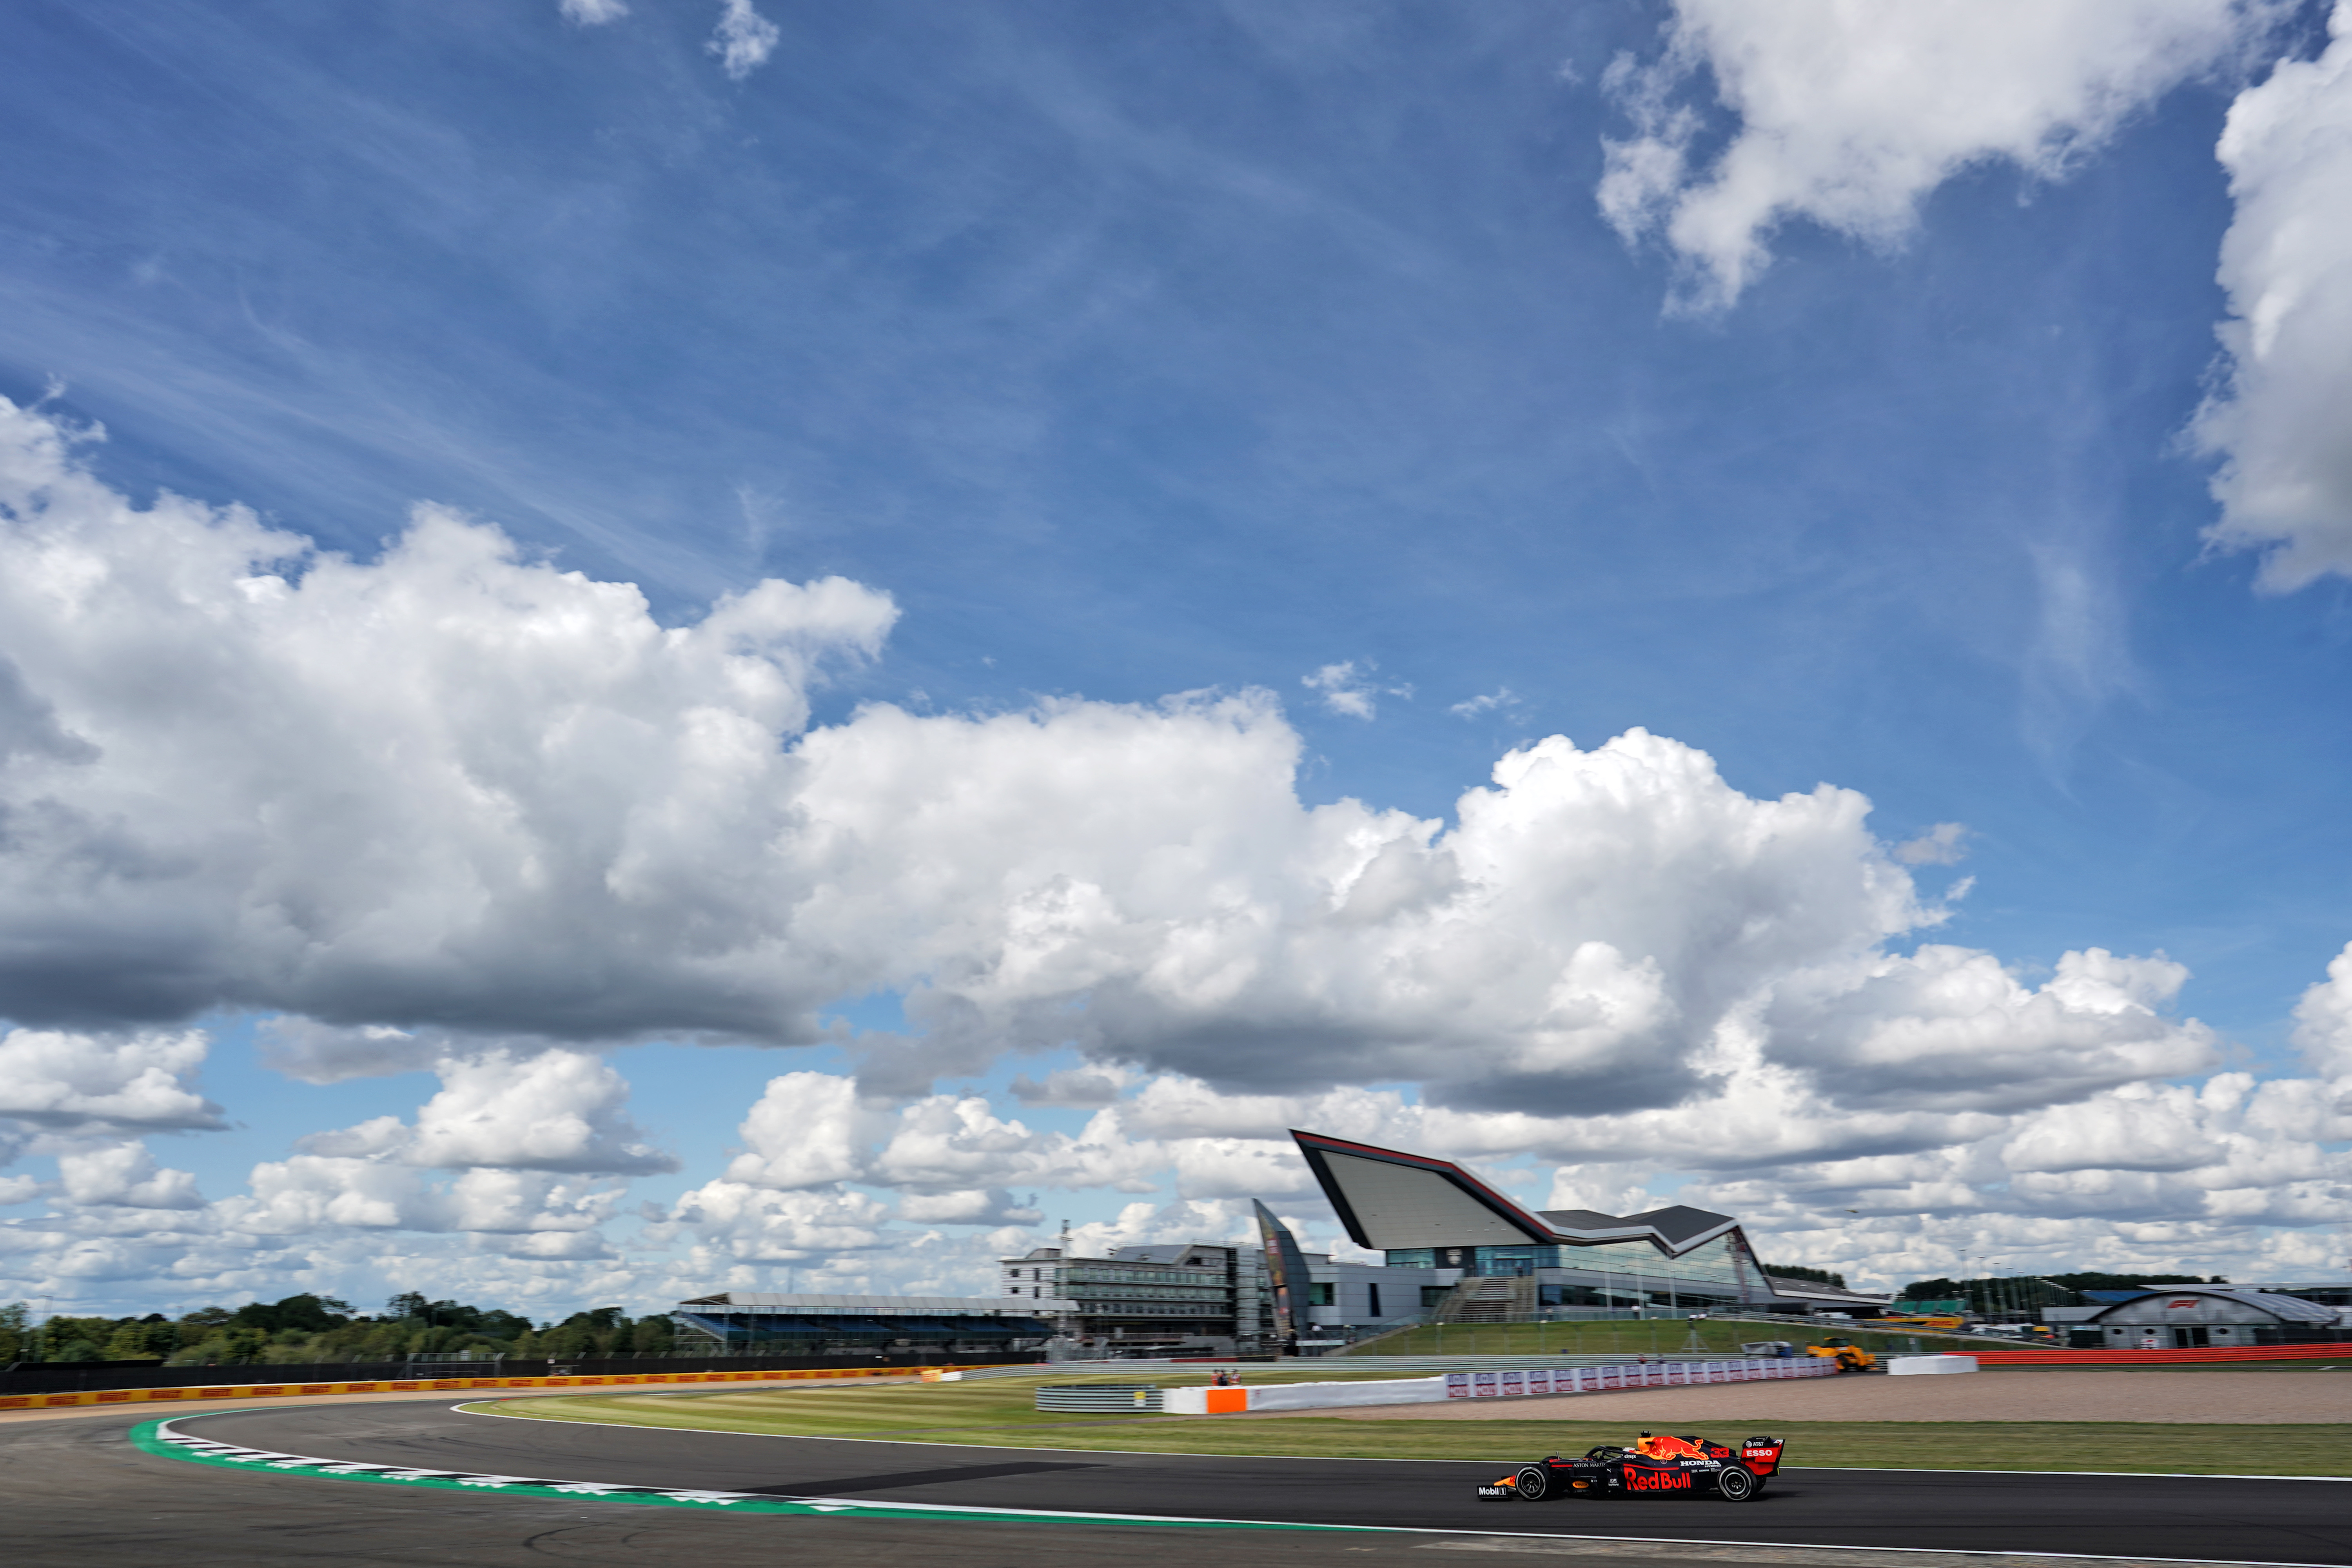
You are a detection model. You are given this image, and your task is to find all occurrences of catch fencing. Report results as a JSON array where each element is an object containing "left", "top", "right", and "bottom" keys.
[
  {"left": 0, "top": 1350, "right": 1043, "bottom": 1398},
  {"left": 1164, "top": 1354, "right": 1835, "bottom": 1414},
  {"left": 0, "top": 1361, "right": 1001, "bottom": 1413}
]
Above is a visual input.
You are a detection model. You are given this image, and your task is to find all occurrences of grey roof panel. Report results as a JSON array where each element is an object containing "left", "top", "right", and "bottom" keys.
[
  {"left": 1294, "top": 1131, "right": 1739, "bottom": 1257},
  {"left": 1617, "top": 1205, "right": 1739, "bottom": 1247},
  {"left": 1315, "top": 1149, "right": 1553, "bottom": 1248}
]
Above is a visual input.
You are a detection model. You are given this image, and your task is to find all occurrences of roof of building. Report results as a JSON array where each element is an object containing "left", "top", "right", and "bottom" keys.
[
  {"left": 1107, "top": 1244, "right": 1233, "bottom": 1264},
  {"left": 1759, "top": 1274, "right": 1891, "bottom": 1305},
  {"left": 676, "top": 1292, "right": 1075, "bottom": 1316},
  {"left": 2083, "top": 1288, "right": 2338, "bottom": 1324},
  {"left": 1292, "top": 1129, "right": 1740, "bottom": 1256}
]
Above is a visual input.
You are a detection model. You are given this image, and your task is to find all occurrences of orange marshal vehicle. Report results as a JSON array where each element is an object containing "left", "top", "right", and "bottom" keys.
[{"left": 1479, "top": 1431, "right": 1786, "bottom": 1503}]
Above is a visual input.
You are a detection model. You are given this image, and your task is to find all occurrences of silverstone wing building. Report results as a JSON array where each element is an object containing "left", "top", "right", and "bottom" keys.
[{"left": 1289, "top": 1129, "right": 1884, "bottom": 1321}]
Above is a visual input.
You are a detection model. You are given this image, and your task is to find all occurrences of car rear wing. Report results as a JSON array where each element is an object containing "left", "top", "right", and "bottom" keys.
[{"left": 1739, "top": 1436, "right": 1784, "bottom": 1476}]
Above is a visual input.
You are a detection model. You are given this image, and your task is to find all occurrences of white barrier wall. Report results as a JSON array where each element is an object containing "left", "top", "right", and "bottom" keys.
[
  {"left": 1233, "top": 1375, "right": 1448, "bottom": 1411},
  {"left": 1887, "top": 1354, "right": 1977, "bottom": 1375},
  {"left": 1163, "top": 1356, "right": 1835, "bottom": 1414}
]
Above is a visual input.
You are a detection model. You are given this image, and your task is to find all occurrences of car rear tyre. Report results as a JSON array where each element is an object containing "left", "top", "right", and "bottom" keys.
[
  {"left": 1716, "top": 1465, "right": 1758, "bottom": 1502},
  {"left": 1515, "top": 1466, "right": 1552, "bottom": 1501}
]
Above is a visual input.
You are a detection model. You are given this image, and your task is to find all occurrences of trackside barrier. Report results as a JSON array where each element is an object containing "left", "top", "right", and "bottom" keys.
[
  {"left": 1034, "top": 1384, "right": 1165, "bottom": 1411},
  {"left": 0, "top": 1363, "right": 1001, "bottom": 1413},
  {"left": 1969, "top": 1344, "right": 2352, "bottom": 1367},
  {"left": 1161, "top": 1356, "right": 1835, "bottom": 1414}
]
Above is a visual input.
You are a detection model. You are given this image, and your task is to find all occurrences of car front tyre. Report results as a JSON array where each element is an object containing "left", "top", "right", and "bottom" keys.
[
  {"left": 1515, "top": 1465, "right": 1552, "bottom": 1501},
  {"left": 1716, "top": 1465, "right": 1758, "bottom": 1502}
]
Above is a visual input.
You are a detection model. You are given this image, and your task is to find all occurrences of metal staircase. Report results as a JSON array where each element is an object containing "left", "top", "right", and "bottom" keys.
[{"left": 1434, "top": 1274, "right": 1537, "bottom": 1324}]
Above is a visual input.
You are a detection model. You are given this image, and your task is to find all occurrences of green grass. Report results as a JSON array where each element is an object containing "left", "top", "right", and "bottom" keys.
[
  {"left": 470, "top": 1373, "right": 2352, "bottom": 1476},
  {"left": 1339, "top": 1318, "right": 1984, "bottom": 1359}
]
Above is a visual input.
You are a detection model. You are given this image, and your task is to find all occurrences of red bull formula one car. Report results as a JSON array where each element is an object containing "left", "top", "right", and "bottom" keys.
[{"left": 1477, "top": 1432, "right": 1784, "bottom": 1503}]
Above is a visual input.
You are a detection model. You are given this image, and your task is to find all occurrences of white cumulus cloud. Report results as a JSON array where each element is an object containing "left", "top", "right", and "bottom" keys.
[
  {"left": 2197, "top": 3, "right": 2352, "bottom": 588},
  {"left": 3, "top": 399, "right": 2338, "bottom": 1308},
  {"left": 1601, "top": 0, "right": 2279, "bottom": 307},
  {"left": 0, "top": 398, "right": 895, "bottom": 1041},
  {"left": 407, "top": 1049, "right": 676, "bottom": 1175},
  {"left": 0, "top": 1028, "right": 222, "bottom": 1132}
]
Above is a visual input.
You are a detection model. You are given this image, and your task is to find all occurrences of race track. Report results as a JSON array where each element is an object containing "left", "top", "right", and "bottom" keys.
[{"left": 3, "top": 1397, "right": 2347, "bottom": 1568}]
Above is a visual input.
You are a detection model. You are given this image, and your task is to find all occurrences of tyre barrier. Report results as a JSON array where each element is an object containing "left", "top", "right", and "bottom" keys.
[{"left": 1034, "top": 1383, "right": 1164, "bottom": 1412}]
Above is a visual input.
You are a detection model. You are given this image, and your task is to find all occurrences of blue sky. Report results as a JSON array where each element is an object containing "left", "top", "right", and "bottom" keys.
[{"left": 4, "top": 0, "right": 2351, "bottom": 1318}]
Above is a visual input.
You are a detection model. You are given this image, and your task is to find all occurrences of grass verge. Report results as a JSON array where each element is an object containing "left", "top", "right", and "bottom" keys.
[{"left": 475, "top": 1377, "right": 2352, "bottom": 1476}]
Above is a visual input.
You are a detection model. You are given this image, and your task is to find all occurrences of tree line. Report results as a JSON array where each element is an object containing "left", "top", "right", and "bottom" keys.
[{"left": 0, "top": 1294, "right": 677, "bottom": 1366}]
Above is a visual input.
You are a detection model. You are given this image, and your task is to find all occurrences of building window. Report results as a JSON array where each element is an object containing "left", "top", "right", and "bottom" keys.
[
  {"left": 1309, "top": 1283, "right": 1335, "bottom": 1306},
  {"left": 1367, "top": 1284, "right": 1382, "bottom": 1317}
]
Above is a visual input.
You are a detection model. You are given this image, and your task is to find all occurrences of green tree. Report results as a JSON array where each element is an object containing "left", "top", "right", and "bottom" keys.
[
  {"left": 541, "top": 1321, "right": 593, "bottom": 1359},
  {"left": 230, "top": 1294, "right": 354, "bottom": 1334},
  {"left": 631, "top": 1314, "right": 675, "bottom": 1356},
  {"left": 40, "top": 1316, "right": 122, "bottom": 1360},
  {"left": 1761, "top": 1263, "right": 1848, "bottom": 1289},
  {"left": 0, "top": 1302, "right": 26, "bottom": 1363},
  {"left": 101, "top": 1321, "right": 165, "bottom": 1360}
]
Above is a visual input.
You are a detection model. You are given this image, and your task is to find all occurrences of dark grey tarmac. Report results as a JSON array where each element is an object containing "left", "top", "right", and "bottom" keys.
[{"left": 1, "top": 1399, "right": 2343, "bottom": 1568}]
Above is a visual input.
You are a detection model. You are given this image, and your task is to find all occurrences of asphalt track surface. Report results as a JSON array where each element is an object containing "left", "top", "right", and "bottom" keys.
[{"left": 2, "top": 1398, "right": 2348, "bottom": 1568}]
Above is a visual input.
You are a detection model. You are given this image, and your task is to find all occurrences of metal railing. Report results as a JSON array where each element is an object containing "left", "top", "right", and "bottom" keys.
[{"left": 1034, "top": 1383, "right": 1164, "bottom": 1411}]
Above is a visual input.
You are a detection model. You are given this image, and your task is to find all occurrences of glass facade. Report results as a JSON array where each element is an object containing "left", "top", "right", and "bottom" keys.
[
  {"left": 1383, "top": 1234, "right": 1752, "bottom": 1303},
  {"left": 673, "top": 1310, "right": 1056, "bottom": 1353}
]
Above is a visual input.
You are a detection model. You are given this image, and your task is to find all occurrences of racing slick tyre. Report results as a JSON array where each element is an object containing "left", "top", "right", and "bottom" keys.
[
  {"left": 1514, "top": 1465, "right": 1553, "bottom": 1501},
  {"left": 1715, "top": 1465, "right": 1759, "bottom": 1503}
]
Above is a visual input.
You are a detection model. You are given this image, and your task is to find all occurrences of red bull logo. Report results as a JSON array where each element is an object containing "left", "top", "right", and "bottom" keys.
[{"left": 1626, "top": 1469, "right": 1692, "bottom": 1492}]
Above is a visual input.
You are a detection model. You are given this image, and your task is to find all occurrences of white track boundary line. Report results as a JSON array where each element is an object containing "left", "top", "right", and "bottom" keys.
[
  {"left": 451, "top": 1398, "right": 2352, "bottom": 1481},
  {"left": 156, "top": 1411, "right": 2345, "bottom": 1567}
]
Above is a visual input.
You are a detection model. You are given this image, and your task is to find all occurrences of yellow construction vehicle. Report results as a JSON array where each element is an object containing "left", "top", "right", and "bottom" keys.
[{"left": 1805, "top": 1336, "right": 1878, "bottom": 1373}]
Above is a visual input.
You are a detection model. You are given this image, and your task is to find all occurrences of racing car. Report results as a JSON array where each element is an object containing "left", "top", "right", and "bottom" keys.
[{"left": 1477, "top": 1432, "right": 1785, "bottom": 1503}]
